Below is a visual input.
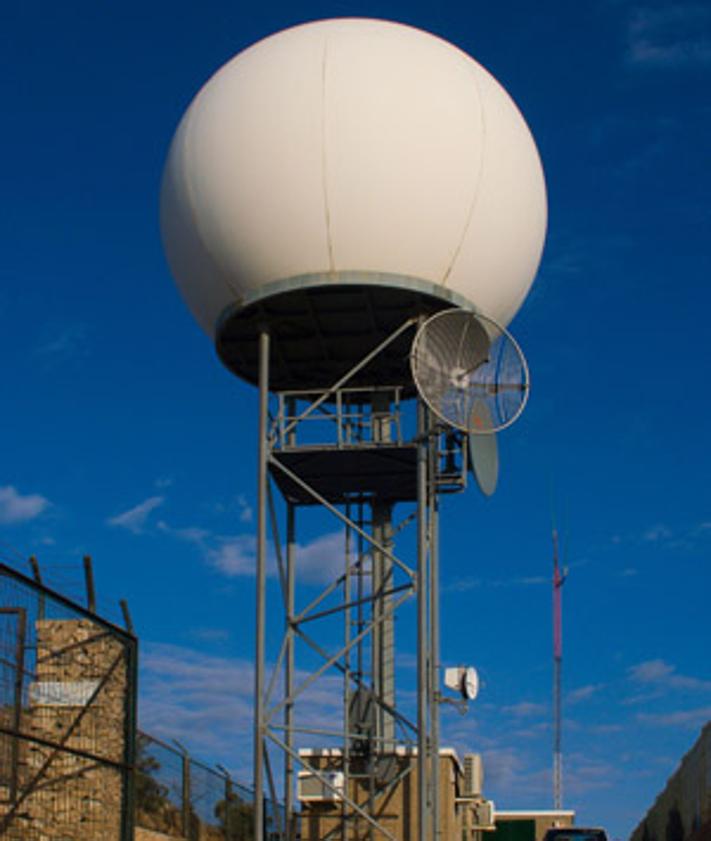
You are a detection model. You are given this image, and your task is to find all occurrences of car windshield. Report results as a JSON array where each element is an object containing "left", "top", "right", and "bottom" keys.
[{"left": 545, "top": 831, "right": 607, "bottom": 841}]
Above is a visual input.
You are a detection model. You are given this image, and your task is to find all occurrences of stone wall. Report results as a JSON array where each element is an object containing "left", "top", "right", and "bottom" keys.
[
  {"left": 11, "top": 617, "right": 128, "bottom": 841},
  {"left": 136, "top": 829, "right": 183, "bottom": 841}
]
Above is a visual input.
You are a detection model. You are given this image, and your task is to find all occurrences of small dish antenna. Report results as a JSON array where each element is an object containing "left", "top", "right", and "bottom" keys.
[
  {"left": 468, "top": 400, "right": 499, "bottom": 497},
  {"left": 410, "top": 308, "right": 529, "bottom": 434},
  {"left": 444, "top": 665, "right": 479, "bottom": 701}
]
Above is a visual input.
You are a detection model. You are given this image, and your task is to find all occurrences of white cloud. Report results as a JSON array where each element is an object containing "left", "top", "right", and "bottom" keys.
[
  {"left": 139, "top": 643, "right": 255, "bottom": 769},
  {"left": 208, "top": 535, "right": 259, "bottom": 576},
  {"left": 567, "top": 684, "right": 605, "bottom": 705},
  {"left": 443, "top": 574, "right": 546, "bottom": 594},
  {"left": 642, "top": 524, "right": 672, "bottom": 542},
  {"left": 108, "top": 496, "right": 164, "bottom": 534},
  {"left": 206, "top": 530, "right": 345, "bottom": 584},
  {"left": 590, "top": 723, "right": 623, "bottom": 735},
  {"left": 564, "top": 754, "right": 619, "bottom": 794},
  {"left": 236, "top": 494, "right": 253, "bottom": 524},
  {"left": 34, "top": 325, "right": 88, "bottom": 364},
  {"left": 0, "top": 485, "right": 50, "bottom": 524},
  {"left": 501, "top": 701, "right": 547, "bottom": 718},
  {"left": 187, "top": 627, "right": 231, "bottom": 643},
  {"left": 161, "top": 518, "right": 345, "bottom": 586},
  {"left": 628, "top": 659, "right": 711, "bottom": 692},
  {"left": 627, "top": 5, "right": 711, "bottom": 68},
  {"left": 139, "top": 642, "right": 344, "bottom": 773},
  {"left": 637, "top": 706, "right": 711, "bottom": 728},
  {"left": 482, "top": 748, "right": 527, "bottom": 789},
  {"left": 295, "top": 531, "right": 346, "bottom": 584},
  {"left": 442, "top": 577, "right": 482, "bottom": 594},
  {"left": 479, "top": 748, "right": 550, "bottom": 797}
]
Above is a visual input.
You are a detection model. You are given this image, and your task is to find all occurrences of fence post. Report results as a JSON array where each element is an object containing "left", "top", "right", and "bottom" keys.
[
  {"left": 29, "top": 555, "right": 45, "bottom": 619},
  {"left": 83, "top": 554, "right": 96, "bottom": 613},
  {"left": 225, "top": 772, "right": 233, "bottom": 840},
  {"left": 182, "top": 748, "right": 191, "bottom": 838},
  {"left": 121, "top": 636, "right": 138, "bottom": 841}
]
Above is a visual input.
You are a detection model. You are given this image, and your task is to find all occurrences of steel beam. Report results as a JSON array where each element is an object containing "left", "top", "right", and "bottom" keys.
[{"left": 254, "top": 329, "right": 270, "bottom": 841}]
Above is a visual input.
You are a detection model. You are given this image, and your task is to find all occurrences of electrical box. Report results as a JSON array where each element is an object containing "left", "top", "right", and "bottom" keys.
[
  {"left": 472, "top": 799, "right": 495, "bottom": 829},
  {"left": 463, "top": 753, "right": 484, "bottom": 796},
  {"left": 297, "top": 770, "right": 345, "bottom": 802}
]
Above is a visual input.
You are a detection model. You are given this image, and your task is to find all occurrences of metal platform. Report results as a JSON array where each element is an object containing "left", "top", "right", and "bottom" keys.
[{"left": 270, "top": 445, "right": 418, "bottom": 505}]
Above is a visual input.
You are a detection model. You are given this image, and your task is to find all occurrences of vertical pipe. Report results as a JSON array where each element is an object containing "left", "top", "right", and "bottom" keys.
[
  {"left": 371, "top": 506, "right": 382, "bottom": 746},
  {"left": 417, "top": 400, "right": 429, "bottom": 841},
  {"left": 254, "top": 329, "right": 270, "bottom": 841},
  {"left": 285, "top": 502, "right": 296, "bottom": 841},
  {"left": 343, "top": 505, "right": 352, "bottom": 841},
  {"left": 429, "top": 468, "right": 440, "bottom": 841}
]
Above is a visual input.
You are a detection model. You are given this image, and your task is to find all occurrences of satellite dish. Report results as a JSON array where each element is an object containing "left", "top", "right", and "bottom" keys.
[
  {"left": 463, "top": 666, "right": 479, "bottom": 701},
  {"left": 468, "top": 401, "right": 499, "bottom": 497},
  {"left": 444, "top": 665, "right": 480, "bottom": 702},
  {"left": 348, "top": 687, "right": 375, "bottom": 754},
  {"left": 410, "top": 308, "right": 529, "bottom": 433},
  {"left": 374, "top": 754, "right": 400, "bottom": 787}
]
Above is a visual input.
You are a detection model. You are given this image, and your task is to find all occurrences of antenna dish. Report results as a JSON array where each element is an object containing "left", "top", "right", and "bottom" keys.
[
  {"left": 468, "top": 402, "right": 499, "bottom": 497},
  {"left": 410, "top": 308, "right": 529, "bottom": 433},
  {"left": 444, "top": 665, "right": 480, "bottom": 701},
  {"left": 463, "top": 666, "right": 480, "bottom": 701}
]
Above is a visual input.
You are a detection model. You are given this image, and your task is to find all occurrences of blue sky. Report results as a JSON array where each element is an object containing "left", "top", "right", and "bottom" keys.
[{"left": 2, "top": 1, "right": 710, "bottom": 838}]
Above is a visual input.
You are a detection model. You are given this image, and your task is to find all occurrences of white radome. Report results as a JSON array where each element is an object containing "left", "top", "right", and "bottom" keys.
[{"left": 161, "top": 18, "right": 547, "bottom": 338}]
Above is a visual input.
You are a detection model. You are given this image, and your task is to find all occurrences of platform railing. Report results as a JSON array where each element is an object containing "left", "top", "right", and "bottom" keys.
[{"left": 274, "top": 386, "right": 407, "bottom": 451}]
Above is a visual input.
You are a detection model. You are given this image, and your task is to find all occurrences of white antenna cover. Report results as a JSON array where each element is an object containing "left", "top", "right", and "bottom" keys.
[{"left": 161, "top": 18, "right": 547, "bottom": 337}]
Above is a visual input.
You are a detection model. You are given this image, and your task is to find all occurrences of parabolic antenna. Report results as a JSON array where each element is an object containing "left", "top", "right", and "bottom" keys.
[
  {"left": 468, "top": 403, "right": 499, "bottom": 497},
  {"left": 444, "top": 665, "right": 480, "bottom": 701},
  {"left": 410, "top": 308, "right": 529, "bottom": 433},
  {"left": 463, "top": 666, "right": 480, "bottom": 702}
]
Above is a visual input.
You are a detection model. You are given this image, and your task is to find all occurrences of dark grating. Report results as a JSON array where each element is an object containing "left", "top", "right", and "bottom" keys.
[{"left": 216, "top": 284, "right": 451, "bottom": 392}]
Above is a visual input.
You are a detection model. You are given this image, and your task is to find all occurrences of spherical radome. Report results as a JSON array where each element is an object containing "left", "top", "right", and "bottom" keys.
[{"left": 160, "top": 18, "right": 547, "bottom": 341}]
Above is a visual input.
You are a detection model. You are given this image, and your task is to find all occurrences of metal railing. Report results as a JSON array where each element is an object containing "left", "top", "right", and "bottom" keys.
[{"left": 274, "top": 386, "right": 407, "bottom": 450}]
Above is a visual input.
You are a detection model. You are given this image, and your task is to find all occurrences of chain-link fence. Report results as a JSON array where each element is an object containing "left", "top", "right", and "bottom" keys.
[
  {"left": 0, "top": 562, "right": 137, "bottom": 841},
  {"left": 0, "top": 560, "right": 288, "bottom": 841},
  {"left": 136, "top": 731, "right": 287, "bottom": 841}
]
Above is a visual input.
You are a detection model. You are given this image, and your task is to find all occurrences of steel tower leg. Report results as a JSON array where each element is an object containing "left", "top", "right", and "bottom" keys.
[
  {"left": 417, "top": 400, "right": 429, "bottom": 841},
  {"left": 254, "top": 330, "right": 270, "bottom": 841},
  {"left": 285, "top": 503, "right": 296, "bottom": 841},
  {"left": 372, "top": 501, "right": 394, "bottom": 749},
  {"left": 371, "top": 392, "right": 395, "bottom": 752}
]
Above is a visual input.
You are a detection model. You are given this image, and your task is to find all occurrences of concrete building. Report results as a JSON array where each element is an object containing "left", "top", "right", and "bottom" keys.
[
  {"left": 630, "top": 723, "right": 711, "bottom": 841},
  {"left": 493, "top": 810, "right": 576, "bottom": 841},
  {"left": 299, "top": 747, "right": 495, "bottom": 841}
]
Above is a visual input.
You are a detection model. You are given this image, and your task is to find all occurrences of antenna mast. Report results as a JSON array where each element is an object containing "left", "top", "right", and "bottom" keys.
[{"left": 552, "top": 527, "right": 566, "bottom": 810}]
